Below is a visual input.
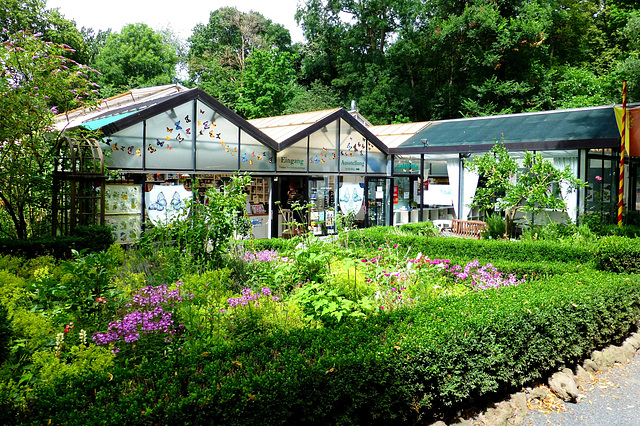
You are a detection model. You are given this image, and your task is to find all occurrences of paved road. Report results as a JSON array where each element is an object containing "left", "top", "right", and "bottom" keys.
[{"left": 524, "top": 352, "right": 640, "bottom": 426}]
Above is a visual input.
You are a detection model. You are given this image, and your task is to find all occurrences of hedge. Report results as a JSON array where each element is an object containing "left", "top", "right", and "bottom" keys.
[
  {"left": 346, "top": 227, "right": 595, "bottom": 265},
  {"left": 593, "top": 235, "right": 640, "bottom": 273},
  {"left": 21, "top": 270, "right": 640, "bottom": 425},
  {"left": 0, "top": 225, "right": 114, "bottom": 259}
]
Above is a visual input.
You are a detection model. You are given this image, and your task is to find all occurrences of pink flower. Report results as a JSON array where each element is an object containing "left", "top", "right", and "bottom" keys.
[{"left": 595, "top": 175, "right": 602, "bottom": 181}]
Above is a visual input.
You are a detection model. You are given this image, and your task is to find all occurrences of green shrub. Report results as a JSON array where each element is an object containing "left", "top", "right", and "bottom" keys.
[
  {"left": 347, "top": 227, "right": 594, "bottom": 266},
  {"left": 0, "top": 304, "right": 11, "bottom": 364},
  {"left": 398, "top": 222, "right": 439, "bottom": 237},
  {"left": 20, "top": 270, "right": 640, "bottom": 424},
  {"left": 482, "top": 213, "right": 506, "bottom": 239},
  {"left": 593, "top": 236, "right": 640, "bottom": 273},
  {"left": 0, "top": 228, "right": 113, "bottom": 259}
]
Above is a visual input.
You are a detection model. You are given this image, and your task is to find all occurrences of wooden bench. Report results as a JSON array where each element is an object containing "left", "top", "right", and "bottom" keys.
[{"left": 444, "top": 219, "right": 487, "bottom": 239}]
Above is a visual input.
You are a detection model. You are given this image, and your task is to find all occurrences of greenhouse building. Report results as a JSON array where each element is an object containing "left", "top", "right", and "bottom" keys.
[{"left": 54, "top": 84, "right": 639, "bottom": 242}]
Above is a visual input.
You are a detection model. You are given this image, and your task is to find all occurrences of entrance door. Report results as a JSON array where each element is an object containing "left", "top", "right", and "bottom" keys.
[
  {"left": 365, "top": 178, "right": 390, "bottom": 227},
  {"left": 274, "top": 177, "right": 306, "bottom": 238}
]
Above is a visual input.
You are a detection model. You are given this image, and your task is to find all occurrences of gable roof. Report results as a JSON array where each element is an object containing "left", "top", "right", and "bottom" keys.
[
  {"left": 392, "top": 106, "right": 622, "bottom": 154},
  {"left": 77, "top": 87, "right": 280, "bottom": 151},
  {"left": 54, "top": 84, "right": 190, "bottom": 131},
  {"left": 249, "top": 108, "right": 389, "bottom": 154}
]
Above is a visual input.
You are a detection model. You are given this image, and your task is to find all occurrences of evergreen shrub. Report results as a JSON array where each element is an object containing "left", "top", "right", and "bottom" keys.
[
  {"left": 593, "top": 236, "right": 640, "bottom": 273},
  {"left": 23, "top": 270, "right": 640, "bottom": 425}
]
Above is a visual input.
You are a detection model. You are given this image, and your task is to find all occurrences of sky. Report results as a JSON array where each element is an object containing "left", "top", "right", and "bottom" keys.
[{"left": 45, "top": 0, "right": 305, "bottom": 44}]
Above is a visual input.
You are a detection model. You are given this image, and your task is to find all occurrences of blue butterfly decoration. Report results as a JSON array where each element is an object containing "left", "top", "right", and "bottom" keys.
[
  {"left": 314, "top": 156, "right": 320, "bottom": 164},
  {"left": 241, "top": 153, "right": 247, "bottom": 162},
  {"left": 170, "top": 192, "right": 185, "bottom": 210},
  {"left": 175, "top": 121, "right": 182, "bottom": 130},
  {"left": 148, "top": 192, "right": 167, "bottom": 211}
]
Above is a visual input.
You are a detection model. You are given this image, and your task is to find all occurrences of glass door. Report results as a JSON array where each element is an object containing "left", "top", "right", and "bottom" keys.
[
  {"left": 308, "top": 176, "right": 337, "bottom": 235},
  {"left": 365, "top": 178, "right": 390, "bottom": 227}
]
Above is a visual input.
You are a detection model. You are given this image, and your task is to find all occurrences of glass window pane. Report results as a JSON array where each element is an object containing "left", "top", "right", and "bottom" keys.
[
  {"left": 102, "top": 123, "right": 144, "bottom": 169},
  {"left": 309, "top": 121, "right": 338, "bottom": 173},
  {"left": 367, "top": 141, "right": 387, "bottom": 173},
  {"left": 145, "top": 102, "right": 194, "bottom": 170},
  {"left": 240, "top": 131, "right": 275, "bottom": 172},
  {"left": 196, "top": 100, "right": 239, "bottom": 171},
  {"left": 393, "top": 155, "right": 420, "bottom": 174},
  {"left": 277, "top": 139, "right": 308, "bottom": 172},
  {"left": 339, "top": 119, "right": 367, "bottom": 173}
]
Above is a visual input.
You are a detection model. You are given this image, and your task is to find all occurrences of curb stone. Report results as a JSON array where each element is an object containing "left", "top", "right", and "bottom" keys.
[{"left": 427, "top": 331, "right": 640, "bottom": 426}]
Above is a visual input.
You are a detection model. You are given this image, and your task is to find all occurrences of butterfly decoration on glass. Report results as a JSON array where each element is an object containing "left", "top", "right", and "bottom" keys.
[
  {"left": 148, "top": 192, "right": 167, "bottom": 211},
  {"left": 170, "top": 192, "right": 185, "bottom": 210}
]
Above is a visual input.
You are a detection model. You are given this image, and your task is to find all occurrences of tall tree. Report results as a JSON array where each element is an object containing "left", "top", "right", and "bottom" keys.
[
  {"left": 0, "top": 29, "right": 98, "bottom": 238},
  {"left": 93, "top": 23, "right": 178, "bottom": 96},
  {"left": 188, "top": 7, "right": 292, "bottom": 110},
  {"left": 237, "top": 48, "right": 298, "bottom": 118}
]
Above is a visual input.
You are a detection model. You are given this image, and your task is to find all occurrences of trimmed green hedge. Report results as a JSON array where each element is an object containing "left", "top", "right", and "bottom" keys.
[
  {"left": 348, "top": 227, "right": 594, "bottom": 265},
  {"left": 0, "top": 225, "right": 114, "bottom": 259},
  {"left": 22, "top": 270, "right": 640, "bottom": 425},
  {"left": 594, "top": 236, "right": 640, "bottom": 273}
]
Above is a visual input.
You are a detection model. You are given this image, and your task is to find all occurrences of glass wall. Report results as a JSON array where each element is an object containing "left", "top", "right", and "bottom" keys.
[
  {"left": 277, "top": 140, "right": 308, "bottom": 172},
  {"left": 367, "top": 142, "right": 388, "bottom": 174},
  {"left": 240, "top": 131, "right": 276, "bottom": 172},
  {"left": 146, "top": 102, "right": 194, "bottom": 170},
  {"left": 102, "top": 122, "right": 144, "bottom": 169},
  {"left": 586, "top": 149, "right": 618, "bottom": 223},
  {"left": 309, "top": 122, "right": 339, "bottom": 173},
  {"left": 366, "top": 177, "right": 390, "bottom": 227},
  {"left": 339, "top": 119, "right": 367, "bottom": 173},
  {"left": 195, "top": 100, "right": 240, "bottom": 171}
]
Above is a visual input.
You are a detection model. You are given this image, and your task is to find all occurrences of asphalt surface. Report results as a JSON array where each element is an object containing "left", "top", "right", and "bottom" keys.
[{"left": 524, "top": 352, "right": 640, "bottom": 426}]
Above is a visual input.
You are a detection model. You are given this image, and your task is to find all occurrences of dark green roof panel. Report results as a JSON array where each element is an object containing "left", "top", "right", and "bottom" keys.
[{"left": 399, "top": 107, "right": 620, "bottom": 150}]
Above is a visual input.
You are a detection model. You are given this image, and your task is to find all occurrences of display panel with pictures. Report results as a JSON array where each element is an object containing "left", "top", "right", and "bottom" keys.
[{"left": 104, "top": 184, "right": 142, "bottom": 244}]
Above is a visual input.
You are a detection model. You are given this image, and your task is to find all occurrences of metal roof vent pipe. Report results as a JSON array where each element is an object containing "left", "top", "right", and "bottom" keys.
[{"left": 350, "top": 100, "right": 357, "bottom": 112}]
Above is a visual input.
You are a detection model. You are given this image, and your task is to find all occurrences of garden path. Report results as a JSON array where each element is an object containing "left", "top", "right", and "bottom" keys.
[{"left": 524, "top": 351, "right": 640, "bottom": 425}]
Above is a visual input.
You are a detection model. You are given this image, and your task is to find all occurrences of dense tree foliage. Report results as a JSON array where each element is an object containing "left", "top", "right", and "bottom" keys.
[
  {"left": 10, "top": 0, "right": 635, "bottom": 121},
  {"left": 92, "top": 23, "right": 178, "bottom": 97},
  {"left": 0, "top": 29, "right": 99, "bottom": 238}
]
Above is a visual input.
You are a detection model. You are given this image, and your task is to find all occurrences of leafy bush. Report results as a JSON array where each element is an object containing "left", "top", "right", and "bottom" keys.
[
  {"left": 0, "top": 304, "right": 11, "bottom": 364},
  {"left": 347, "top": 227, "right": 594, "bottom": 266},
  {"left": 593, "top": 236, "right": 640, "bottom": 273},
  {"left": 71, "top": 225, "right": 115, "bottom": 253},
  {"left": 481, "top": 213, "right": 506, "bottom": 239},
  {"left": 0, "top": 230, "right": 113, "bottom": 259},
  {"left": 20, "top": 270, "right": 640, "bottom": 424},
  {"left": 398, "top": 222, "right": 439, "bottom": 237}
]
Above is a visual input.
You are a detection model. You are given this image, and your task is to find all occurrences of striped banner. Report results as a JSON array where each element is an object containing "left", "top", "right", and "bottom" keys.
[{"left": 618, "top": 81, "right": 627, "bottom": 227}]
